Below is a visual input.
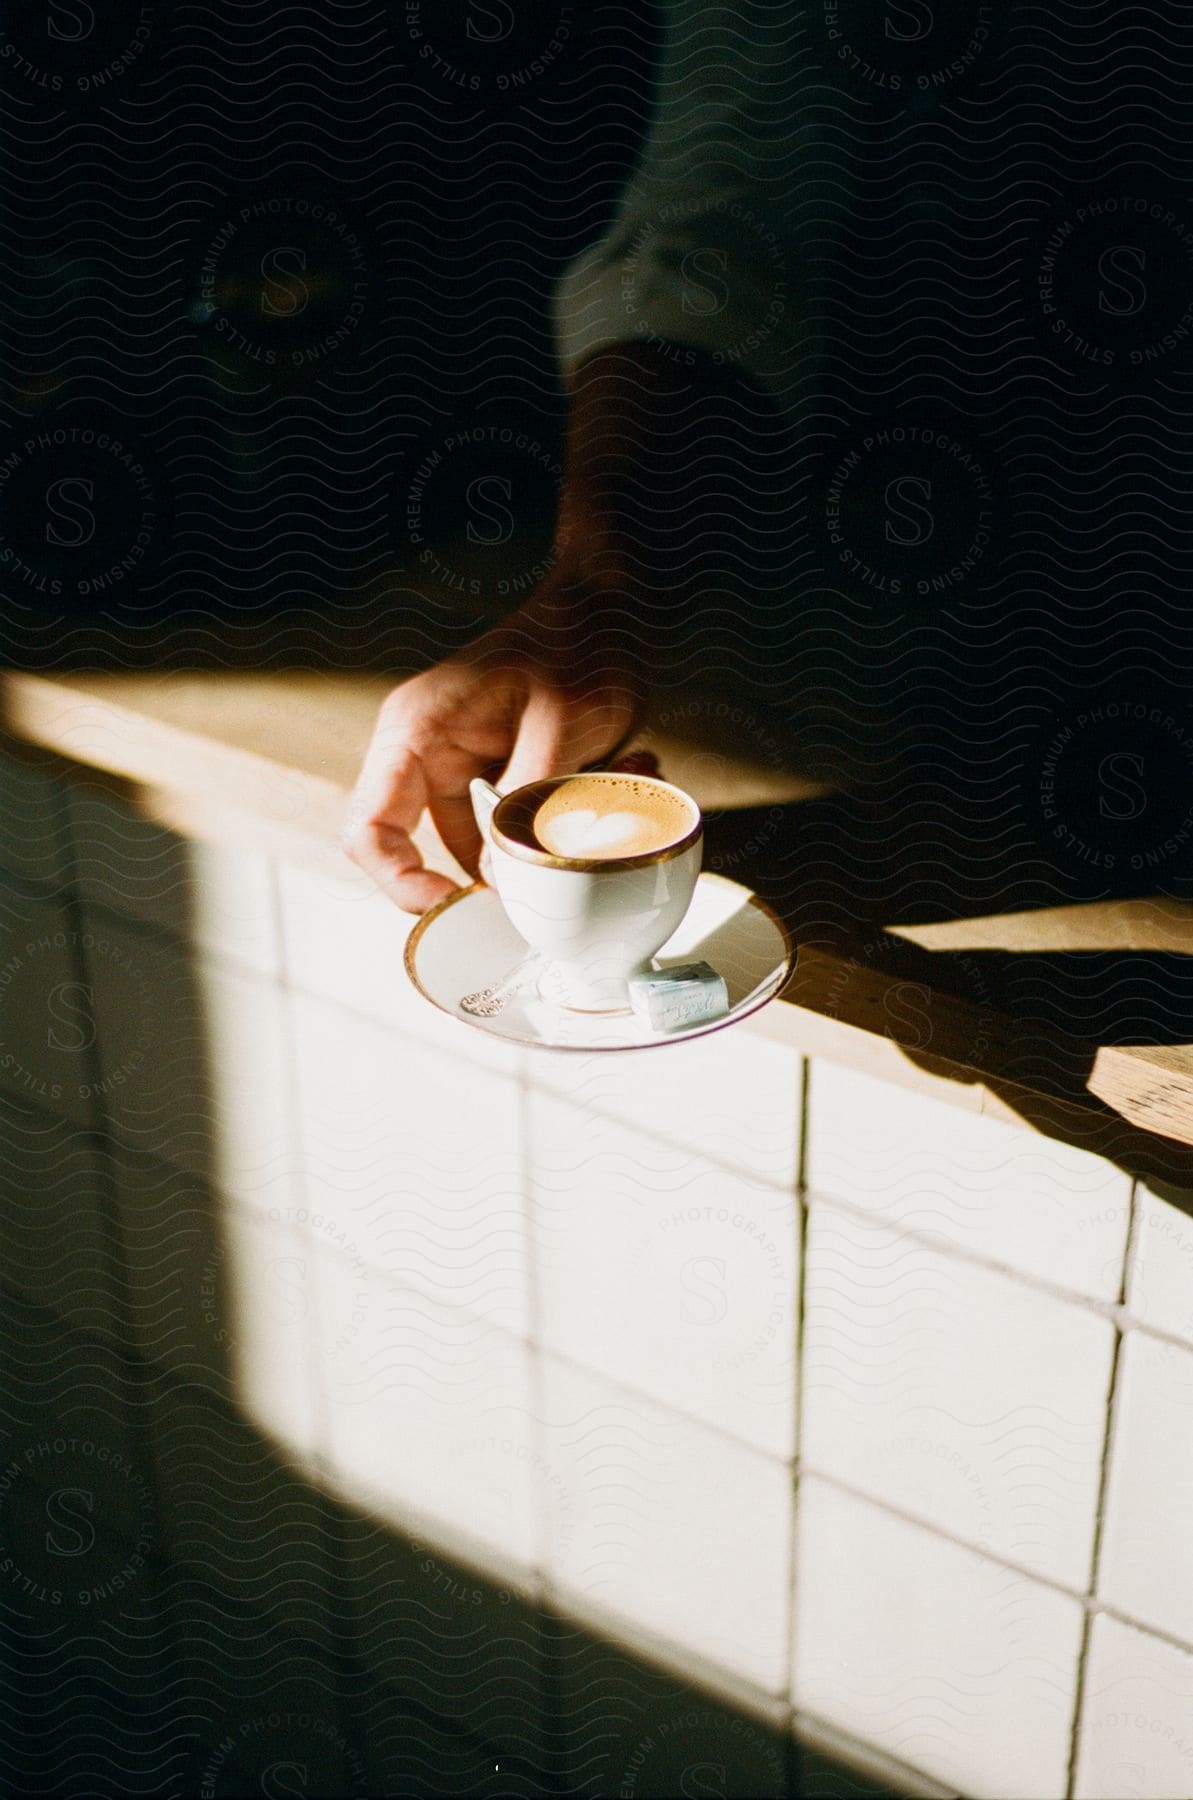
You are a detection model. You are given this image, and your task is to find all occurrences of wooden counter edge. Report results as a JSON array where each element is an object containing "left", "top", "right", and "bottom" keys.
[{"left": 5, "top": 667, "right": 1193, "bottom": 1180}]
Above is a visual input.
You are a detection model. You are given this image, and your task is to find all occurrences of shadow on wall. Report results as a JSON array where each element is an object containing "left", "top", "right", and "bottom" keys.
[
  {"left": 0, "top": 741, "right": 901, "bottom": 1799},
  {"left": 709, "top": 783, "right": 1193, "bottom": 1184}
]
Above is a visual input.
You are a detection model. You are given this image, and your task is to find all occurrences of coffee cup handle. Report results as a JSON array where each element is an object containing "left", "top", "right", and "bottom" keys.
[{"left": 469, "top": 778, "right": 501, "bottom": 845}]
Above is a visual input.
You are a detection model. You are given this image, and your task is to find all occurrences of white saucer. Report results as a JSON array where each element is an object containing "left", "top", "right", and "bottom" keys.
[{"left": 404, "top": 872, "right": 794, "bottom": 1053}]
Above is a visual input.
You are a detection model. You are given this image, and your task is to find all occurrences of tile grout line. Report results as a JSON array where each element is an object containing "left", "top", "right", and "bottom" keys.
[
  {"left": 77, "top": 891, "right": 289, "bottom": 990},
  {"left": 1064, "top": 1175, "right": 1141, "bottom": 1800},
  {"left": 793, "top": 1706, "right": 965, "bottom": 1800},
  {"left": 800, "top": 1456, "right": 1193, "bottom": 1666},
  {"left": 786, "top": 1054, "right": 812, "bottom": 1794},
  {"left": 58, "top": 843, "right": 155, "bottom": 1455},
  {"left": 78, "top": 893, "right": 1193, "bottom": 1336},
  {"left": 269, "top": 852, "right": 332, "bottom": 1457},
  {"left": 1080, "top": 1596, "right": 1193, "bottom": 1664},
  {"left": 264, "top": 854, "right": 358, "bottom": 1732},
  {"left": 799, "top": 1460, "right": 1093, "bottom": 1590},
  {"left": 808, "top": 1180, "right": 1187, "bottom": 1342},
  {"left": 505, "top": 1072, "right": 800, "bottom": 1200},
  {"left": 100, "top": 844, "right": 1185, "bottom": 1789},
  {"left": 243, "top": 1177, "right": 1193, "bottom": 1393},
  {"left": 53, "top": 788, "right": 1193, "bottom": 1793},
  {"left": 540, "top": 1333, "right": 792, "bottom": 1462},
  {"left": 293, "top": 1215, "right": 1190, "bottom": 1529},
  {"left": 516, "top": 1054, "right": 558, "bottom": 1788},
  {"left": 53, "top": 801, "right": 209, "bottom": 1557},
  {"left": 518, "top": 1058, "right": 548, "bottom": 1585}
]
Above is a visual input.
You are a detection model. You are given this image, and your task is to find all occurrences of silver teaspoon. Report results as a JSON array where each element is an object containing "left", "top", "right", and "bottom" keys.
[{"left": 460, "top": 952, "right": 543, "bottom": 1019}]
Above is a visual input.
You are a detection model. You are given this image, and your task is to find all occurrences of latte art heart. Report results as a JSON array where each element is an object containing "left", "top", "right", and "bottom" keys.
[
  {"left": 519, "top": 772, "right": 697, "bottom": 862},
  {"left": 537, "top": 809, "right": 642, "bottom": 856}
]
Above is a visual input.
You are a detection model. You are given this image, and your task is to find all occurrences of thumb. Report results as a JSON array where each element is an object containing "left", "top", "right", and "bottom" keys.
[
  {"left": 483, "top": 694, "right": 569, "bottom": 885},
  {"left": 500, "top": 683, "right": 636, "bottom": 794},
  {"left": 500, "top": 685, "right": 597, "bottom": 793}
]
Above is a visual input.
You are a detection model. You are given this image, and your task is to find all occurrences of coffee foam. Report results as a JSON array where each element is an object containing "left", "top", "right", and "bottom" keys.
[{"left": 531, "top": 775, "right": 694, "bottom": 861}]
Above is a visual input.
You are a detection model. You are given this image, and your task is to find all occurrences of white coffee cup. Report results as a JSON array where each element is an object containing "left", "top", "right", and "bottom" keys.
[{"left": 470, "top": 771, "right": 703, "bottom": 1014}]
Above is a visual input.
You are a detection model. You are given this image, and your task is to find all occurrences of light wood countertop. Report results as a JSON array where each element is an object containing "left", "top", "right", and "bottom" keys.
[{"left": 5, "top": 665, "right": 1193, "bottom": 1181}]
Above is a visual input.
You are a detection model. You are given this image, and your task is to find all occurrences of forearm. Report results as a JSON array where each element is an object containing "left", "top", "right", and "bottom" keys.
[
  {"left": 556, "top": 341, "right": 772, "bottom": 565},
  {"left": 493, "top": 339, "right": 774, "bottom": 695}
]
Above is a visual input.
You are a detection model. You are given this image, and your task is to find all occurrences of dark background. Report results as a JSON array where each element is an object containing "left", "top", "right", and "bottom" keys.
[
  {"left": 2, "top": 1, "right": 657, "bottom": 664},
  {"left": 6, "top": 0, "right": 1192, "bottom": 693},
  {"left": 7, "top": 0, "right": 1192, "bottom": 923}
]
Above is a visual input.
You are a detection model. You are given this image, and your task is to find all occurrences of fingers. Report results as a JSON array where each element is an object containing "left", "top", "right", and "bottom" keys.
[
  {"left": 344, "top": 623, "right": 642, "bottom": 914},
  {"left": 428, "top": 789, "right": 484, "bottom": 880},
  {"left": 353, "top": 824, "right": 459, "bottom": 915},
  {"left": 501, "top": 683, "right": 631, "bottom": 793},
  {"left": 344, "top": 736, "right": 459, "bottom": 916},
  {"left": 499, "top": 690, "right": 569, "bottom": 794}
]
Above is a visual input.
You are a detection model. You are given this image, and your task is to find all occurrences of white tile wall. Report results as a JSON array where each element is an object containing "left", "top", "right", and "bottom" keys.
[
  {"left": 524, "top": 1023, "right": 801, "bottom": 1192},
  {"left": 0, "top": 1366, "right": 156, "bottom": 1572},
  {"left": 339, "top": 1511, "right": 546, "bottom": 1761},
  {"left": 801, "top": 1199, "right": 1115, "bottom": 1588},
  {"left": 277, "top": 857, "right": 404, "bottom": 1015},
  {"left": 23, "top": 765, "right": 1193, "bottom": 1800},
  {"left": 1127, "top": 1181, "right": 1193, "bottom": 1348},
  {"left": 0, "top": 883, "right": 97, "bottom": 1125},
  {"left": 529, "top": 1088, "right": 798, "bottom": 1456},
  {"left": 0, "top": 746, "right": 72, "bottom": 891},
  {"left": 0, "top": 1096, "right": 116, "bottom": 1338},
  {"left": 550, "top": 1633, "right": 792, "bottom": 1800},
  {"left": 792, "top": 1477, "right": 1086, "bottom": 1800},
  {"left": 1074, "top": 1614, "right": 1193, "bottom": 1800},
  {"left": 143, "top": 1378, "right": 329, "bottom": 1627},
  {"left": 277, "top": 857, "right": 519, "bottom": 1075},
  {"left": 1099, "top": 1330, "right": 1193, "bottom": 1646},
  {"left": 112, "top": 1145, "right": 234, "bottom": 1385},
  {"left": 809, "top": 1061, "right": 1133, "bottom": 1302},
  {"left": 792, "top": 1713, "right": 958, "bottom": 1800},
  {"left": 206, "top": 1201, "right": 319, "bottom": 1458},
  {"left": 291, "top": 990, "right": 528, "bottom": 1333},
  {"left": 174, "top": 1695, "right": 358, "bottom": 1800},
  {"left": 540, "top": 1355, "right": 793, "bottom": 1693},
  {"left": 66, "top": 779, "right": 281, "bottom": 976},
  {"left": 316, "top": 1258, "right": 539, "bottom": 1573},
  {"left": 112, "top": 1144, "right": 315, "bottom": 1458},
  {"left": 81, "top": 911, "right": 295, "bottom": 1204}
]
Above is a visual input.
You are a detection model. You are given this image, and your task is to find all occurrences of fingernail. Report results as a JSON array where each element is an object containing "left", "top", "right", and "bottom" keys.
[{"left": 609, "top": 750, "right": 662, "bottom": 778}]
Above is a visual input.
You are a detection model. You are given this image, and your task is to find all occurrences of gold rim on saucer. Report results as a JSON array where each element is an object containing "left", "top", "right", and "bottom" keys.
[{"left": 403, "top": 877, "right": 795, "bottom": 1053}]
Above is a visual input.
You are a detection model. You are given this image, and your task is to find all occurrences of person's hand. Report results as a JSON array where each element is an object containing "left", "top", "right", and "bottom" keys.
[
  {"left": 343, "top": 563, "right": 644, "bottom": 914},
  {"left": 346, "top": 341, "right": 768, "bottom": 913}
]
